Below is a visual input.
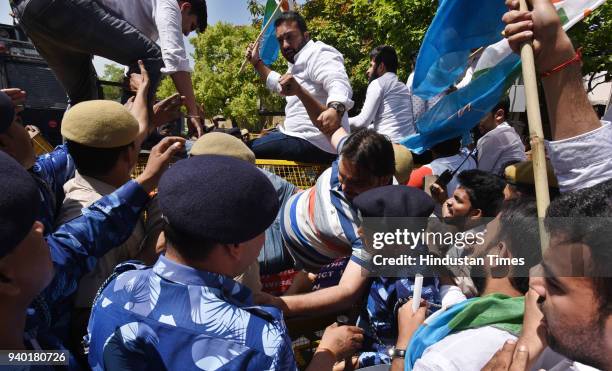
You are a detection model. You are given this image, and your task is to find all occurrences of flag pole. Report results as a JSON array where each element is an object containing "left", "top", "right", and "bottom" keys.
[
  {"left": 239, "top": 1, "right": 283, "bottom": 74},
  {"left": 518, "top": 0, "right": 550, "bottom": 251}
]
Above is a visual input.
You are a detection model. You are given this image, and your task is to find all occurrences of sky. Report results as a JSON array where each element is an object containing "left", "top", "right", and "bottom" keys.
[{"left": 0, "top": 0, "right": 255, "bottom": 74}]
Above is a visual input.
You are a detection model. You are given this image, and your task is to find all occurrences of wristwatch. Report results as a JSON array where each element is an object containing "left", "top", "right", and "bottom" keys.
[
  {"left": 387, "top": 346, "right": 406, "bottom": 359},
  {"left": 327, "top": 101, "right": 346, "bottom": 116}
]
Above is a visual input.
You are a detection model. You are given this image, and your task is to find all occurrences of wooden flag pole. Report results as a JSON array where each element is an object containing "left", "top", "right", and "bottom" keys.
[
  {"left": 239, "top": 1, "right": 283, "bottom": 74},
  {"left": 518, "top": 0, "right": 550, "bottom": 251}
]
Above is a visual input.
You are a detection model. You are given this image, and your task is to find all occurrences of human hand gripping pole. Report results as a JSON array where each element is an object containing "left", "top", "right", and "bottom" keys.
[
  {"left": 503, "top": 0, "right": 551, "bottom": 253},
  {"left": 239, "top": 0, "right": 283, "bottom": 74}
]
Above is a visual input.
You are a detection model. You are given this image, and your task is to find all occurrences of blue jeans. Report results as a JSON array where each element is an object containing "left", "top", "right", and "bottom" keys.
[
  {"left": 12, "top": 0, "right": 163, "bottom": 107},
  {"left": 251, "top": 130, "right": 337, "bottom": 163},
  {"left": 258, "top": 169, "right": 297, "bottom": 275}
]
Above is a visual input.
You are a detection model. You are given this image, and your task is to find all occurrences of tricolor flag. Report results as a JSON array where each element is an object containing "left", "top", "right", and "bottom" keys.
[
  {"left": 401, "top": 0, "right": 606, "bottom": 154},
  {"left": 411, "top": 0, "right": 507, "bottom": 100},
  {"left": 259, "top": 0, "right": 296, "bottom": 66}
]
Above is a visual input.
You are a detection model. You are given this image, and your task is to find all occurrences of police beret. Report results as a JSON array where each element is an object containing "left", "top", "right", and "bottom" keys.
[
  {"left": 0, "top": 151, "right": 40, "bottom": 257},
  {"left": 505, "top": 160, "right": 558, "bottom": 188},
  {"left": 61, "top": 100, "right": 139, "bottom": 148},
  {"left": 392, "top": 144, "right": 414, "bottom": 184},
  {"left": 158, "top": 155, "right": 279, "bottom": 244},
  {"left": 0, "top": 91, "right": 15, "bottom": 133},
  {"left": 190, "top": 132, "right": 256, "bottom": 164},
  {"left": 353, "top": 185, "right": 435, "bottom": 218}
]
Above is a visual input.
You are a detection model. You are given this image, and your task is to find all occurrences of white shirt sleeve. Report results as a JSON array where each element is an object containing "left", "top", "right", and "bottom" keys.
[
  {"left": 546, "top": 121, "right": 612, "bottom": 192},
  {"left": 476, "top": 134, "right": 500, "bottom": 173},
  {"left": 309, "top": 47, "right": 354, "bottom": 110},
  {"left": 265, "top": 70, "right": 283, "bottom": 94},
  {"left": 155, "top": 0, "right": 192, "bottom": 74},
  {"left": 439, "top": 285, "right": 467, "bottom": 309},
  {"left": 348, "top": 80, "right": 383, "bottom": 128}
]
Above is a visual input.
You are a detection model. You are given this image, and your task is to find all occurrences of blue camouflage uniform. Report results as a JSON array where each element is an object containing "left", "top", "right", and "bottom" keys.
[
  {"left": 87, "top": 255, "right": 297, "bottom": 370},
  {"left": 30, "top": 145, "right": 75, "bottom": 234},
  {"left": 357, "top": 275, "right": 441, "bottom": 366},
  {"left": 24, "top": 180, "right": 151, "bottom": 367}
]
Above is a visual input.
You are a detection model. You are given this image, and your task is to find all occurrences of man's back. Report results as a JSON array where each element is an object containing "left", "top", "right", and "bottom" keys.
[
  {"left": 351, "top": 72, "right": 416, "bottom": 142},
  {"left": 371, "top": 72, "right": 416, "bottom": 140},
  {"left": 97, "top": 0, "right": 160, "bottom": 40},
  {"left": 87, "top": 256, "right": 296, "bottom": 370},
  {"left": 280, "top": 162, "right": 364, "bottom": 271},
  {"left": 477, "top": 122, "right": 526, "bottom": 175}
]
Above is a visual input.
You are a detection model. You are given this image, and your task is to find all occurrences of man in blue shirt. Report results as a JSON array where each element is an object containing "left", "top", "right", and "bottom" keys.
[
  {"left": 87, "top": 155, "right": 364, "bottom": 370},
  {"left": 0, "top": 137, "right": 183, "bottom": 368},
  {"left": 0, "top": 89, "right": 75, "bottom": 234}
]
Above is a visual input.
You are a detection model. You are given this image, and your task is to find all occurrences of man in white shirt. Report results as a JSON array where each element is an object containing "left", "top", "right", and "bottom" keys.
[
  {"left": 407, "top": 136, "right": 477, "bottom": 194},
  {"left": 393, "top": 198, "right": 542, "bottom": 371},
  {"left": 476, "top": 98, "right": 526, "bottom": 175},
  {"left": 478, "top": 0, "right": 612, "bottom": 369},
  {"left": 246, "top": 11, "right": 353, "bottom": 163},
  {"left": 349, "top": 45, "right": 416, "bottom": 142},
  {"left": 11, "top": 0, "right": 207, "bottom": 136}
]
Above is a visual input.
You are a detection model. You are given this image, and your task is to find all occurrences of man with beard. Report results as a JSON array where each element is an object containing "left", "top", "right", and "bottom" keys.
[
  {"left": 349, "top": 45, "right": 417, "bottom": 142},
  {"left": 394, "top": 198, "right": 542, "bottom": 371},
  {"left": 482, "top": 180, "right": 612, "bottom": 371},
  {"left": 479, "top": 0, "right": 612, "bottom": 368},
  {"left": 246, "top": 11, "right": 353, "bottom": 163}
]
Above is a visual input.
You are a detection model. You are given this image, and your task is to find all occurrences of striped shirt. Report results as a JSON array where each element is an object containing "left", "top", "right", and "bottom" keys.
[{"left": 280, "top": 158, "right": 372, "bottom": 272}]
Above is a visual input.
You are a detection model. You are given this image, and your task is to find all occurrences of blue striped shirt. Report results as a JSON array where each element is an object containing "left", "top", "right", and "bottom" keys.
[{"left": 281, "top": 157, "right": 371, "bottom": 271}]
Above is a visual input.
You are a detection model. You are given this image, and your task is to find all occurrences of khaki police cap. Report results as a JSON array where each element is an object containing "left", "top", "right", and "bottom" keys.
[
  {"left": 61, "top": 100, "right": 139, "bottom": 148},
  {"left": 505, "top": 160, "right": 558, "bottom": 187},
  {"left": 190, "top": 132, "right": 256, "bottom": 164},
  {"left": 392, "top": 144, "right": 414, "bottom": 184}
]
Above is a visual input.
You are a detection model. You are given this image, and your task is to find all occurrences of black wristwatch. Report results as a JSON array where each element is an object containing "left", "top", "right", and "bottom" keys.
[
  {"left": 327, "top": 101, "right": 346, "bottom": 116},
  {"left": 387, "top": 346, "right": 406, "bottom": 359}
]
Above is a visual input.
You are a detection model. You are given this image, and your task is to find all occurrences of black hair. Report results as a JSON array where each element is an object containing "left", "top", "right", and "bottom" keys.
[
  {"left": 457, "top": 169, "right": 506, "bottom": 217},
  {"left": 497, "top": 198, "right": 541, "bottom": 293},
  {"left": 431, "top": 136, "right": 461, "bottom": 157},
  {"left": 341, "top": 128, "right": 395, "bottom": 178},
  {"left": 66, "top": 140, "right": 133, "bottom": 177},
  {"left": 491, "top": 97, "right": 510, "bottom": 117},
  {"left": 164, "top": 223, "right": 217, "bottom": 260},
  {"left": 370, "top": 45, "right": 399, "bottom": 73},
  {"left": 181, "top": 0, "right": 208, "bottom": 32},
  {"left": 545, "top": 178, "right": 612, "bottom": 319},
  {"left": 274, "top": 11, "right": 308, "bottom": 33}
]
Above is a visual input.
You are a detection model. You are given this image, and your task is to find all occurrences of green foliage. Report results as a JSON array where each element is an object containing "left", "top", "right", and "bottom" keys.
[
  {"left": 157, "top": 22, "right": 286, "bottom": 131},
  {"left": 100, "top": 63, "right": 124, "bottom": 101},
  {"left": 302, "top": 0, "right": 437, "bottom": 110},
  {"left": 157, "top": 0, "right": 610, "bottom": 131},
  {"left": 567, "top": 1, "right": 612, "bottom": 92}
]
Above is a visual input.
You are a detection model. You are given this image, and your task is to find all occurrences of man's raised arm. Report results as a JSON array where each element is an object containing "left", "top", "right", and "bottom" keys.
[{"left": 503, "top": 0, "right": 612, "bottom": 191}]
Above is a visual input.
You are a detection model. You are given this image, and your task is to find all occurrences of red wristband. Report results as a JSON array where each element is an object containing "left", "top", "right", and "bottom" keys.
[{"left": 540, "top": 48, "right": 582, "bottom": 78}]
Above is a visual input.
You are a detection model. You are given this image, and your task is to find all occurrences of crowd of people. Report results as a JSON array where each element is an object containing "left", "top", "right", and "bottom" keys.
[{"left": 1, "top": 0, "right": 611, "bottom": 370}]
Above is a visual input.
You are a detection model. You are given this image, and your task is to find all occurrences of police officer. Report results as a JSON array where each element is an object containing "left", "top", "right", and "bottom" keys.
[
  {"left": 0, "top": 135, "right": 181, "bottom": 366},
  {"left": 0, "top": 89, "right": 75, "bottom": 234},
  {"left": 87, "top": 155, "right": 364, "bottom": 370}
]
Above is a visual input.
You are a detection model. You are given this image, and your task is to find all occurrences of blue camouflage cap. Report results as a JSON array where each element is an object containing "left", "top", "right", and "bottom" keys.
[{"left": 158, "top": 155, "right": 279, "bottom": 245}]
